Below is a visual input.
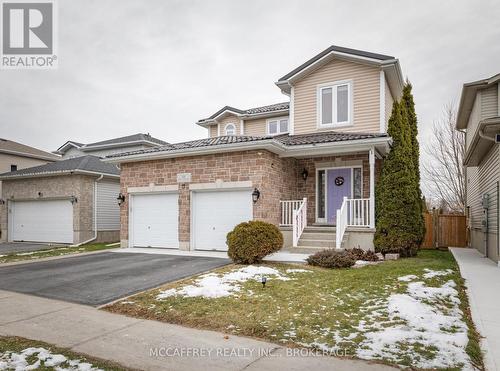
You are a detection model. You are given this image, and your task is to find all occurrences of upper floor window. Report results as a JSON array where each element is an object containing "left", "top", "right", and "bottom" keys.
[
  {"left": 267, "top": 118, "right": 289, "bottom": 135},
  {"left": 224, "top": 123, "right": 236, "bottom": 136},
  {"left": 318, "top": 81, "right": 352, "bottom": 127},
  {"left": 10, "top": 164, "right": 17, "bottom": 172}
]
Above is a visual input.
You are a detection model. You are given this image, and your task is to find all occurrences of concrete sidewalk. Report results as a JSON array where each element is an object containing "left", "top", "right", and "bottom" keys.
[
  {"left": 0, "top": 290, "right": 393, "bottom": 371},
  {"left": 451, "top": 248, "right": 500, "bottom": 371}
]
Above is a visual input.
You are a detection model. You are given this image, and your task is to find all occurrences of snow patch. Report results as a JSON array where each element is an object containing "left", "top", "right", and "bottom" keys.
[
  {"left": 0, "top": 347, "right": 102, "bottom": 370},
  {"left": 157, "top": 266, "right": 290, "bottom": 299},
  {"left": 422, "top": 268, "right": 454, "bottom": 279},
  {"left": 285, "top": 268, "right": 311, "bottom": 274},
  {"left": 397, "top": 274, "right": 418, "bottom": 282}
]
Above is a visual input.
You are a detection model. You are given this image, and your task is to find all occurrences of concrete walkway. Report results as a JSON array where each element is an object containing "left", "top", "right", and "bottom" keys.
[
  {"left": 451, "top": 248, "right": 500, "bottom": 371},
  {"left": 0, "top": 290, "right": 394, "bottom": 371}
]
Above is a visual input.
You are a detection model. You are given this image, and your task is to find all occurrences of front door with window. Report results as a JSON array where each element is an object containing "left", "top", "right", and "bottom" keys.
[{"left": 316, "top": 167, "right": 362, "bottom": 225}]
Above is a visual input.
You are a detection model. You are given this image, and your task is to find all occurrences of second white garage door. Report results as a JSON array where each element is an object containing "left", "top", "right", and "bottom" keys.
[
  {"left": 192, "top": 189, "right": 253, "bottom": 251},
  {"left": 130, "top": 193, "right": 178, "bottom": 248},
  {"left": 10, "top": 199, "right": 74, "bottom": 244}
]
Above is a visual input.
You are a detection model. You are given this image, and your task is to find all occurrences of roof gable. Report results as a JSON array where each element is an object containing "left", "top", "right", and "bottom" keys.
[{"left": 0, "top": 138, "right": 60, "bottom": 161}]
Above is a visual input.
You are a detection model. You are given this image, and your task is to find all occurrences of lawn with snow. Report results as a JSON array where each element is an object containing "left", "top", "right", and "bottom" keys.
[
  {"left": 106, "top": 250, "right": 482, "bottom": 370},
  {"left": 0, "top": 336, "right": 128, "bottom": 370}
]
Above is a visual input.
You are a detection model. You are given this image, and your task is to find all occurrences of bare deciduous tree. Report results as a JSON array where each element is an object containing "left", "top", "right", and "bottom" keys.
[{"left": 423, "top": 104, "right": 465, "bottom": 213}]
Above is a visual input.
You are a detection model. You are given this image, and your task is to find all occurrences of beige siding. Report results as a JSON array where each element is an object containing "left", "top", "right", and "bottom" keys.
[
  {"left": 209, "top": 125, "right": 218, "bottom": 137},
  {"left": 293, "top": 58, "right": 381, "bottom": 135},
  {"left": 244, "top": 118, "right": 268, "bottom": 136},
  {"left": 385, "top": 78, "right": 394, "bottom": 130},
  {"left": 481, "top": 85, "right": 498, "bottom": 119},
  {"left": 466, "top": 94, "right": 481, "bottom": 152},
  {"left": 468, "top": 145, "right": 499, "bottom": 232}
]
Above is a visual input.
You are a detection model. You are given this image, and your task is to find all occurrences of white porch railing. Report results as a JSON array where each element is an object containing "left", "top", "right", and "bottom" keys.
[
  {"left": 336, "top": 197, "right": 372, "bottom": 249},
  {"left": 347, "top": 198, "right": 371, "bottom": 227},
  {"left": 292, "top": 198, "right": 307, "bottom": 247},
  {"left": 336, "top": 197, "right": 349, "bottom": 249},
  {"left": 280, "top": 200, "right": 304, "bottom": 226}
]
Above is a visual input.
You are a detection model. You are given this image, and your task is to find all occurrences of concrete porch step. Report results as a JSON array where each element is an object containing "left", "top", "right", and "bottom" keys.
[
  {"left": 303, "top": 226, "right": 336, "bottom": 233},
  {"left": 300, "top": 232, "right": 335, "bottom": 240},
  {"left": 298, "top": 239, "right": 335, "bottom": 248}
]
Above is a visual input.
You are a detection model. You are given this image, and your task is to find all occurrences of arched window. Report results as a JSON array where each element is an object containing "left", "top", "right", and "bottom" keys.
[{"left": 224, "top": 123, "right": 236, "bottom": 136}]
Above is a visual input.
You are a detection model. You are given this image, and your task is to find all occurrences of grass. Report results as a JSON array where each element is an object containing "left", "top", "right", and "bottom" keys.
[
  {"left": 0, "top": 336, "right": 133, "bottom": 370},
  {"left": 0, "top": 243, "right": 118, "bottom": 264},
  {"left": 105, "top": 250, "right": 484, "bottom": 370}
]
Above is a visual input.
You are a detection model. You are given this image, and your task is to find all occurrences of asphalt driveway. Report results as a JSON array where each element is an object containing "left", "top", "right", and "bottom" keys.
[
  {"left": 0, "top": 251, "right": 229, "bottom": 306},
  {"left": 0, "top": 242, "right": 62, "bottom": 254}
]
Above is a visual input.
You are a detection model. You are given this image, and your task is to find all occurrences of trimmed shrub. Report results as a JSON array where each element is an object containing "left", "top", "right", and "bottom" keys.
[
  {"left": 345, "top": 248, "right": 380, "bottom": 262},
  {"left": 306, "top": 250, "right": 356, "bottom": 269},
  {"left": 227, "top": 221, "right": 283, "bottom": 264}
]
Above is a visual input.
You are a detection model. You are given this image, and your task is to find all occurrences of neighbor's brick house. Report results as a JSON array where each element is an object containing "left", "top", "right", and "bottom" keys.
[{"left": 107, "top": 45, "right": 404, "bottom": 252}]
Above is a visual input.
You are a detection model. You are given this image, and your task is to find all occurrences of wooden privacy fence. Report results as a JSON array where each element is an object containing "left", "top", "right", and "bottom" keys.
[{"left": 421, "top": 212, "right": 467, "bottom": 248}]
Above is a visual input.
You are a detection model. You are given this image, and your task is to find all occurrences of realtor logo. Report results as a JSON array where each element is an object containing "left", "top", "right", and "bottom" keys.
[{"left": 1, "top": 0, "right": 57, "bottom": 69}]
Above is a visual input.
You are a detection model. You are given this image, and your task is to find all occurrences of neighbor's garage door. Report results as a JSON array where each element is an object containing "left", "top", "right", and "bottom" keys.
[
  {"left": 192, "top": 189, "right": 252, "bottom": 251},
  {"left": 10, "top": 200, "right": 73, "bottom": 243},
  {"left": 130, "top": 193, "right": 178, "bottom": 248}
]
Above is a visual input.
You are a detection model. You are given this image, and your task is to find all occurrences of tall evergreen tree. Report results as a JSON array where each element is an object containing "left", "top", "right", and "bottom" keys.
[
  {"left": 401, "top": 82, "right": 425, "bottom": 245},
  {"left": 374, "top": 100, "right": 419, "bottom": 257}
]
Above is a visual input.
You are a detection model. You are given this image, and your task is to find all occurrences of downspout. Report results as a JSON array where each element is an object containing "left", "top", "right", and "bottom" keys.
[{"left": 71, "top": 174, "right": 104, "bottom": 247}]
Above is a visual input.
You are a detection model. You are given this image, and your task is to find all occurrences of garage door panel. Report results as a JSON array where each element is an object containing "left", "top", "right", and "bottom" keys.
[
  {"left": 193, "top": 190, "right": 252, "bottom": 251},
  {"left": 131, "top": 193, "right": 178, "bottom": 248},
  {"left": 11, "top": 200, "right": 73, "bottom": 244}
]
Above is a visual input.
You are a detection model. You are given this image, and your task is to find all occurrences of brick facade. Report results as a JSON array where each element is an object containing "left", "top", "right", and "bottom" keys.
[{"left": 120, "top": 149, "right": 381, "bottom": 248}]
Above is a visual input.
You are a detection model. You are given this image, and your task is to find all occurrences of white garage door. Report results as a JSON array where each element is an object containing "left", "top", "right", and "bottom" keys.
[
  {"left": 130, "top": 193, "right": 178, "bottom": 248},
  {"left": 10, "top": 200, "right": 74, "bottom": 243},
  {"left": 192, "top": 189, "right": 253, "bottom": 251}
]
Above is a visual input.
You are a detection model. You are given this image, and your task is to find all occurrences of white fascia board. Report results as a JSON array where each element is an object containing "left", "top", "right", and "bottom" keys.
[
  {"left": 82, "top": 140, "right": 164, "bottom": 151},
  {"left": 279, "top": 137, "right": 392, "bottom": 158}
]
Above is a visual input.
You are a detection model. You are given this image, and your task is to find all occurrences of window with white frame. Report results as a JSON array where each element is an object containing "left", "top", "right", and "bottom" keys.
[
  {"left": 267, "top": 118, "right": 289, "bottom": 135},
  {"left": 319, "top": 82, "right": 352, "bottom": 126},
  {"left": 224, "top": 123, "right": 236, "bottom": 135}
]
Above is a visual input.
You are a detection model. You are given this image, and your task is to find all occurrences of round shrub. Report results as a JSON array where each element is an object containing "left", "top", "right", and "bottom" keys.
[
  {"left": 345, "top": 248, "right": 380, "bottom": 262},
  {"left": 306, "top": 250, "right": 356, "bottom": 269},
  {"left": 227, "top": 221, "right": 283, "bottom": 264}
]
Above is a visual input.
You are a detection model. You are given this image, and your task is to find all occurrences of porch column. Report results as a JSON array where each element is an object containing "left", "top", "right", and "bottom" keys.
[{"left": 369, "top": 148, "right": 375, "bottom": 228}]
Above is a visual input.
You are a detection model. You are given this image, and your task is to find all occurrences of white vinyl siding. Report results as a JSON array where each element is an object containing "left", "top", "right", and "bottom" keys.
[
  {"left": 466, "top": 94, "right": 481, "bottom": 152},
  {"left": 467, "top": 167, "right": 482, "bottom": 229},
  {"left": 9, "top": 200, "right": 73, "bottom": 243},
  {"left": 96, "top": 180, "right": 120, "bottom": 231}
]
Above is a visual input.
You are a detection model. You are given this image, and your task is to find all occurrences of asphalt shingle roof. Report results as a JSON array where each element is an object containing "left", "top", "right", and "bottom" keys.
[
  {"left": 106, "top": 132, "right": 388, "bottom": 159},
  {"left": 85, "top": 133, "right": 168, "bottom": 147},
  {"left": 0, "top": 155, "right": 120, "bottom": 178}
]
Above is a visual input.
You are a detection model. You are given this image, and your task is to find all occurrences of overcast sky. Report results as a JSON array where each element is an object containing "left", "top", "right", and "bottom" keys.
[{"left": 2, "top": 0, "right": 500, "bottom": 191}]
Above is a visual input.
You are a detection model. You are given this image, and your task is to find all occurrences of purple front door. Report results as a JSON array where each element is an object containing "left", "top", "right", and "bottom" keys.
[{"left": 327, "top": 168, "right": 352, "bottom": 224}]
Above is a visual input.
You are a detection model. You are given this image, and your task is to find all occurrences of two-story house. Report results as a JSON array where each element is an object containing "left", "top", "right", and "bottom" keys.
[
  {"left": 106, "top": 45, "right": 404, "bottom": 252},
  {"left": 457, "top": 72, "right": 500, "bottom": 263}
]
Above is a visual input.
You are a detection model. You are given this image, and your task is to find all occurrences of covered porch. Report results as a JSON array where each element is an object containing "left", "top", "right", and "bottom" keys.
[{"left": 279, "top": 148, "right": 381, "bottom": 249}]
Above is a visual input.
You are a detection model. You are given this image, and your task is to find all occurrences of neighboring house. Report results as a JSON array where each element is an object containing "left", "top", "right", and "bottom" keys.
[
  {"left": 0, "top": 138, "right": 60, "bottom": 197},
  {"left": 457, "top": 72, "right": 500, "bottom": 263},
  {"left": 54, "top": 133, "right": 169, "bottom": 159},
  {"left": 0, "top": 156, "right": 120, "bottom": 245},
  {"left": 105, "top": 45, "right": 404, "bottom": 252}
]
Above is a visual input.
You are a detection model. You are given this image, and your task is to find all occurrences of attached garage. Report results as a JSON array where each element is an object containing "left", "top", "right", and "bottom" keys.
[
  {"left": 191, "top": 189, "right": 253, "bottom": 251},
  {"left": 9, "top": 199, "right": 74, "bottom": 243},
  {"left": 129, "top": 192, "right": 179, "bottom": 248}
]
